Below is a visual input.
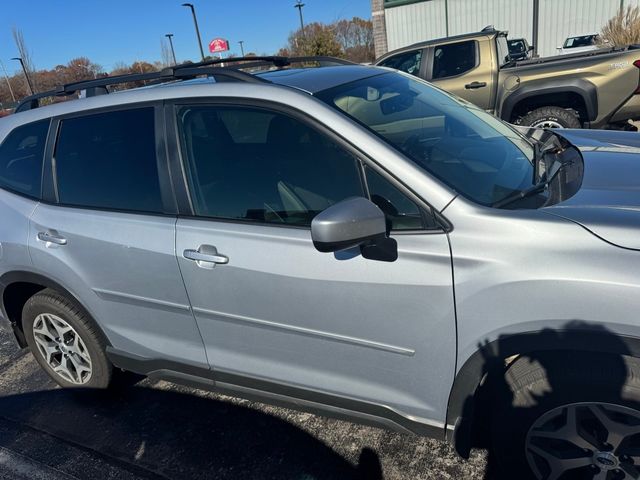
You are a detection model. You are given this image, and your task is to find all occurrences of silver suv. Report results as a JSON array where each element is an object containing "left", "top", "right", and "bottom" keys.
[{"left": 1, "top": 57, "right": 640, "bottom": 479}]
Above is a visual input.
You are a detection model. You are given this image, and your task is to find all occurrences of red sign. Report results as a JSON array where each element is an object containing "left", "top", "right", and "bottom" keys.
[{"left": 209, "top": 38, "right": 230, "bottom": 53}]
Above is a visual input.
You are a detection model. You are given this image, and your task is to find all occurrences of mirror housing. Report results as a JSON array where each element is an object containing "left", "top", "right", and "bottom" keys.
[{"left": 311, "top": 197, "right": 397, "bottom": 261}]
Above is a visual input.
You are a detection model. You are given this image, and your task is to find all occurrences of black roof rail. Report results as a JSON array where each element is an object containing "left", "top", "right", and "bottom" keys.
[{"left": 14, "top": 55, "right": 353, "bottom": 113}]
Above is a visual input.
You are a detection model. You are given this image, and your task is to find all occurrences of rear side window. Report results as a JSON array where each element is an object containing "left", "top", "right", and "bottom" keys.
[
  {"left": 432, "top": 41, "right": 477, "bottom": 79},
  {"left": 54, "top": 108, "right": 164, "bottom": 213},
  {"left": 0, "top": 119, "right": 49, "bottom": 198},
  {"left": 379, "top": 49, "right": 423, "bottom": 76}
]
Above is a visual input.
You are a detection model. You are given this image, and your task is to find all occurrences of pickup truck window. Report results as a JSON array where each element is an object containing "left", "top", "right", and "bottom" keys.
[
  {"left": 317, "top": 72, "right": 538, "bottom": 207},
  {"left": 378, "top": 49, "right": 422, "bottom": 77},
  {"left": 433, "top": 41, "right": 476, "bottom": 79}
]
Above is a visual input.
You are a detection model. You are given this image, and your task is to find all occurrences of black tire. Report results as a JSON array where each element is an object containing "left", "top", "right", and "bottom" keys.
[
  {"left": 489, "top": 351, "right": 640, "bottom": 479},
  {"left": 516, "top": 106, "right": 582, "bottom": 129},
  {"left": 23, "top": 288, "right": 112, "bottom": 389}
]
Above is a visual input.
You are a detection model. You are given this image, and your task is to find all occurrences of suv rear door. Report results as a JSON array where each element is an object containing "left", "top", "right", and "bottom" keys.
[
  {"left": 29, "top": 105, "right": 208, "bottom": 368},
  {"left": 170, "top": 100, "right": 456, "bottom": 423}
]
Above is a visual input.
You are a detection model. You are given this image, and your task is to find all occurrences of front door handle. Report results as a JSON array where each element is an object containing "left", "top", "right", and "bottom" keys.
[
  {"left": 37, "top": 231, "right": 67, "bottom": 246},
  {"left": 465, "top": 81, "right": 487, "bottom": 89},
  {"left": 183, "top": 245, "right": 229, "bottom": 269}
]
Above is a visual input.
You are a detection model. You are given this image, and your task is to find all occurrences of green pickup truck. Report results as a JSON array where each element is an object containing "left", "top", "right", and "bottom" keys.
[{"left": 375, "top": 27, "right": 640, "bottom": 129}]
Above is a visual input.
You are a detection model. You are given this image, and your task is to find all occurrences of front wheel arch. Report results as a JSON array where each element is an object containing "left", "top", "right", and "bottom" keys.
[{"left": 447, "top": 326, "right": 640, "bottom": 458}]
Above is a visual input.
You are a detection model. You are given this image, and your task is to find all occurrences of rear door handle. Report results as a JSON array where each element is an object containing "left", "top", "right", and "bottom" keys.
[
  {"left": 37, "top": 231, "right": 67, "bottom": 246},
  {"left": 183, "top": 245, "right": 229, "bottom": 269},
  {"left": 465, "top": 81, "right": 487, "bottom": 89}
]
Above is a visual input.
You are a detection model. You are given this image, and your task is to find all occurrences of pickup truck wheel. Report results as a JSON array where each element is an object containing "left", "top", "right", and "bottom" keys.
[
  {"left": 516, "top": 107, "right": 582, "bottom": 129},
  {"left": 22, "top": 288, "right": 113, "bottom": 389},
  {"left": 489, "top": 352, "right": 640, "bottom": 480}
]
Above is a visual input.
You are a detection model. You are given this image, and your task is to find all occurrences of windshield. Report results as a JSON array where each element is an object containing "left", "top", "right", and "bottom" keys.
[{"left": 316, "top": 72, "right": 536, "bottom": 207}]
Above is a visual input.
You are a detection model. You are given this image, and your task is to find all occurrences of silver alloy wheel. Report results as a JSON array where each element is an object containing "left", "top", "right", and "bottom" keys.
[
  {"left": 32, "top": 313, "right": 92, "bottom": 385},
  {"left": 526, "top": 402, "right": 640, "bottom": 480},
  {"left": 531, "top": 120, "right": 565, "bottom": 129}
]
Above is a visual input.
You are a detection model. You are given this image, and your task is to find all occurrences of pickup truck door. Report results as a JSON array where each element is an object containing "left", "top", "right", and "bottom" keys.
[{"left": 428, "top": 39, "right": 494, "bottom": 111}]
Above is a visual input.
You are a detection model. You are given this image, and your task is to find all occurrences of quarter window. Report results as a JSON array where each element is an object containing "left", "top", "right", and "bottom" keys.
[
  {"left": 432, "top": 41, "right": 477, "bottom": 79},
  {"left": 379, "top": 49, "right": 423, "bottom": 77},
  {"left": 54, "top": 108, "right": 164, "bottom": 213},
  {"left": 366, "top": 167, "right": 429, "bottom": 230},
  {"left": 176, "top": 105, "right": 366, "bottom": 226},
  {"left": 0, "top": 119, "right": 49, "bottom": 198}
]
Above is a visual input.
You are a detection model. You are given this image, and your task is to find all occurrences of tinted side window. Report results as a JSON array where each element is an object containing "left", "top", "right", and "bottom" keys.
[
  {"left": 55, "top": 108, "right": 164, "bottom": 213},
  {"left": 433, "top": 41, "right": 476, "bottom": 79},
  {"left": 0, "top": 119, "right": 49, "bottom": 198},
  {"left": 379, "top": 50, "right": 423, "bottom": 76},
  {"left": 177, "top": 106, "right": 365, "bottom": 226}
]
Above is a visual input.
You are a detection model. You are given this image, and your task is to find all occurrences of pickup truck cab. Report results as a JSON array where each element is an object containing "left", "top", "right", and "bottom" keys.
[{"left": 376, "top": 28, "right": 640, "bottom": 129}]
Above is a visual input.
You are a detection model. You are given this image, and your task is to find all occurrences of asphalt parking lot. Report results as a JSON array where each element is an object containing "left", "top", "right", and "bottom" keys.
[{"left": 0, "top": 325, "right": 488, "bottom": 480}]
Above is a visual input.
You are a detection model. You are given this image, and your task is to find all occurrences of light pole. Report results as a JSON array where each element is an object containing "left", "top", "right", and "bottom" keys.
[
  {"left": 165, "top": 33, "right": 178, "bottom": 64},
  {"left": 11, "top": 57, "right": 34, "bottom": 95},
  {"left": 182, "top": 3, "right": 206, "bottom": 62},
  {"left": 294, "top": 0, "right": 306, "bottom": 36},
  {"left": 238, "top": 41, "right": 245, "bottom": 57},
  {"left": 0, "top": 60, "right": 16, "bottom": 102}
]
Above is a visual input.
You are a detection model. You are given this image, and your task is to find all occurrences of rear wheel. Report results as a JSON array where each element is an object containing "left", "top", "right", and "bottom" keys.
[
  {"left": 516, "top": 106, "right": 582, "bottom": 129},
  {"left": 490, "top": 352, "right": 640, "bottom": 479},
  {"left": 23, "top": 289, "right": 112, "bottom": 389}
]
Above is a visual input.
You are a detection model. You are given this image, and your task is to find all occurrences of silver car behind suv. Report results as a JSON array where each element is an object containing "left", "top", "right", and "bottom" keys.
[{"left": 1, "top": 57, "right": 639, "bottom": 479}]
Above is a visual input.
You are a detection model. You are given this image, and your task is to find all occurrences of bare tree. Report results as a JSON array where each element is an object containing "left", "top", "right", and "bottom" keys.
[
  {"left": 160, "top": 39, "right": 173, "bottom": 67},
  {"left": 12, "top": 27, "right": 37, "bottom": 90},
  {"left": 601, "top": 5, "right": 640, "bottom": 47}
]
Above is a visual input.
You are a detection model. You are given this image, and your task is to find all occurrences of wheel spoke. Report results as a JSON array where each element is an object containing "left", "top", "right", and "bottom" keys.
[
  {"left": 527, "top": 444, "right": 591, "bottom": 480},
  {"left": 31, "top": 313, "right": 92, "bottom": 385},
  {"left": 589, "top": 405, "right": 640, "bottom": 450}
]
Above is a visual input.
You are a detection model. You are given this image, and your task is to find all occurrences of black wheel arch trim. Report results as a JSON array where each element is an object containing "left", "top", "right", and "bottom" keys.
[
  {"left": 446, "top": 327, "right": 640, "bottom": 457},
  {"left": 0, "top": 271, "right": 111, "bottom": 349},
  {"left": 499, "top": 78, "right": 598, "bottom": 123}
]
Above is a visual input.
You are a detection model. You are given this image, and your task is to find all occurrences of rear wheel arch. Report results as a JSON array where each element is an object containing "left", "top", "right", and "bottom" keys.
[
  {"left": 0, "top": 271, "right": 110, "bottom": 349},
  {"left": 447, "top": 327, "right": 640, "bottom": 458}
]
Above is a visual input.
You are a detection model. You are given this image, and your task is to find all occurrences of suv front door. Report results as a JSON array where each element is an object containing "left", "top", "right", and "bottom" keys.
[{"left": 171, "top": 102, "right": 456, "bottom": 423}]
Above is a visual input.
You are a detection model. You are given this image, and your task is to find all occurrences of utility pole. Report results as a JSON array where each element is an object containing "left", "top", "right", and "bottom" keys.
[
  {"left": 294, "top": 0, "right": 306, "bottom": 36},
  {"left": 238, "top": 40, "right": 245, "bottom": 57},
  {"left": 182, "top": 3, "right": 206, "bottom": 61},
  {"left": 11, "top": 57, "right": 34, "bottom": 95},
  {"left": 0, "top": 60, "right": 16, "bottom": 102},
  {"left": 532, "top": 0, "right": 539, "bottom": 57},
  {"left": 165, "top": 33, "right": 178, "bottom": 64}
]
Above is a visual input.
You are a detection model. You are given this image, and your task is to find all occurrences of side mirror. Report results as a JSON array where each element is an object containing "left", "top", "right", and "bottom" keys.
[
  {"left": 311, "top": 197, "right": 398, "bottom": 262},
  {"left": 528, "top": 45, "right": 535, "bottom": 51}
]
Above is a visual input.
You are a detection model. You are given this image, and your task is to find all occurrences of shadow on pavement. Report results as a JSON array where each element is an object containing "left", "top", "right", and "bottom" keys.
[{"left": 0, "top": 381, "right": 383, "bottom": 480}]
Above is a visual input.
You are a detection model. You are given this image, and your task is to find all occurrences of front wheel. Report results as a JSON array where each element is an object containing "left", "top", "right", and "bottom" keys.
[
  {"left": 490, "top": 352, "right": 640, "bottom": 479},
  {"left": 516, "top": 106, "right": 582, "bottom": 129},
  {"left": 23, "top": 289, "right": 112, "bottom": 388}
]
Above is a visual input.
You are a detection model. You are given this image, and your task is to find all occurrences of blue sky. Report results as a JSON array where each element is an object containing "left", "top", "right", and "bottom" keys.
[{"left": 0, "top": 0, "right": 371, "bottom": 74}]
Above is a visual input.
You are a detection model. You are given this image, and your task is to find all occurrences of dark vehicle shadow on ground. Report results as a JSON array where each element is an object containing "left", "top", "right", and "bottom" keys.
[
  {"left": 456, "top": 321, "right": 640, "bottom": 480},
  {"left": 0, "top": 381, "right": 383, "bottom": 480}
]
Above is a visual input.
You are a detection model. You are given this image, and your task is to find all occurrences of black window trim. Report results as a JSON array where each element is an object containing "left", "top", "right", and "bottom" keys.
[
  {"left": 41, "top": 101, "right": 178, "bottom": 218},
  {"left": 0, "top": 118, "right": 52, "bottom": 201},
  {"left": 427, "top": 40, "right": 480, "bottom": 82},
  {"left": 164, "top": 96, "right": 450, "bottom": 235}
]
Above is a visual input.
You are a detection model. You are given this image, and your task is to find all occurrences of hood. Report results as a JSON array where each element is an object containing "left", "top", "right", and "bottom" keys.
[{"left": 542, "top": 129, "right": 640, "bottom": 250}]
